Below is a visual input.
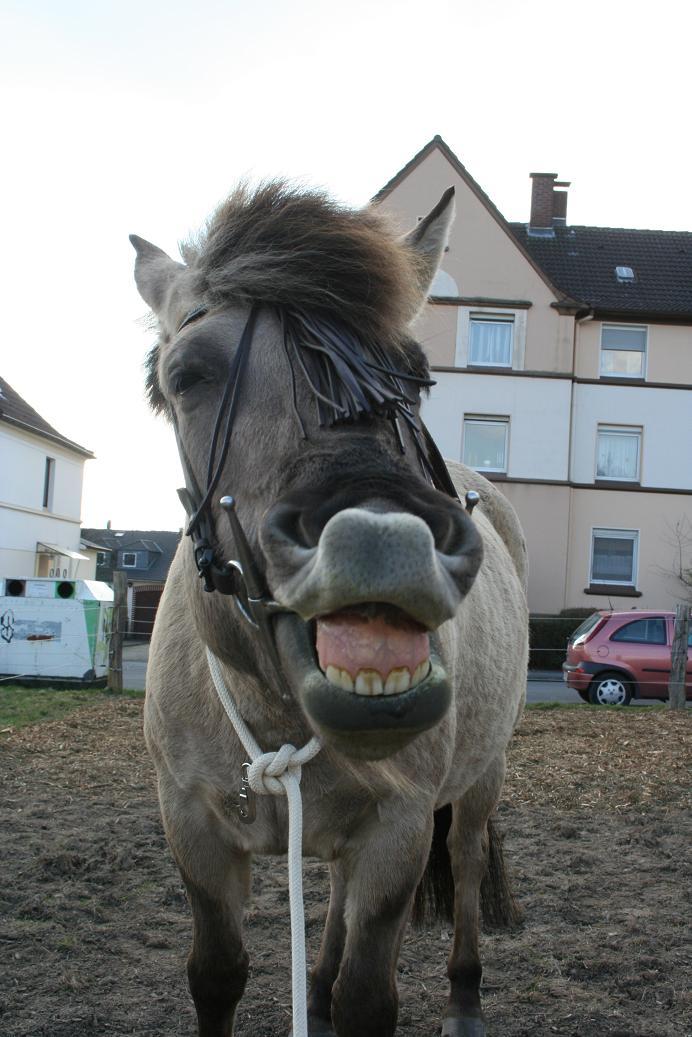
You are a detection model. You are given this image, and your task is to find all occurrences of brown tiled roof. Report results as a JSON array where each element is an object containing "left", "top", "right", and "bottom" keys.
[
  {"left": 0, "top": 376, "right": 93, "bottom": 458},
  {"left": 510, "top": 223, "right": 692, "bottom": 319}
]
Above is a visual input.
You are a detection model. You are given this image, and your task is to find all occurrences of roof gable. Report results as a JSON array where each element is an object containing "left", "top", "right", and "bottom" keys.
[
  {"left": 0, "top": 376, "right": 93, "bottom": 458},
  {"left": 374, "top": 137, "right": 578, "bottom": 307},
  {"left": 81, "top": 528, "right": 181, "bottom": 582}
]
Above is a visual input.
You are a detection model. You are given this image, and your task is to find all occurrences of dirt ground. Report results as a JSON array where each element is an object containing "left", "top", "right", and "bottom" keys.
[{"left": 1, "top": 701, "right": 690, "bottom": 1037}]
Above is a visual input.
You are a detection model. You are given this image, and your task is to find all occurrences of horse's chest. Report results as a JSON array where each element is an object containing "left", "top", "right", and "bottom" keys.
[{"left": 220, "top": 775, "right": 374, "bottom": 860}]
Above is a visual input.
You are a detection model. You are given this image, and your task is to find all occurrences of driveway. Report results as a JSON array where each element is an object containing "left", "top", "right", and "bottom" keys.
[{"left": 123, "top": 643, "right": 675, "bottom": 705}]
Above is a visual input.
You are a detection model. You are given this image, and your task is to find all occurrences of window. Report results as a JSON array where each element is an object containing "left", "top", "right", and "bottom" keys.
[
  {"left": 611, "top": 617, "right": 666, "bottom": 645},
  {"left": 463, "top": 417, "right": 509, "bottom": 473},
  {"left": 590, "top": 529, "right": 638, "bottom": 586},
  {"left": 596, "top": 425, "right": 641, "bottom": 481},
  {"left": 600, "top": 325, "right": 647, "bottom": 378},
  {"left": 615, "top": 266, "right": 635, "bottom": 282},
  {"left": 96, "top": 551, "right": 109, "bottom": 566},
  {"left": 121, "top": 552, "right": 138, "bottom": 568},
  {"left": 468, "top": 315, "right": 513, "bottom": 367},
  {"left": 42, "top": 457, "right": 55, "bottom": 509}
]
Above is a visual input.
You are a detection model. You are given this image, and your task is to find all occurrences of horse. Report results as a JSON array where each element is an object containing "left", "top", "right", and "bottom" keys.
[{"left": 130, "top": 180, "right": 528, "bottom": 1037}]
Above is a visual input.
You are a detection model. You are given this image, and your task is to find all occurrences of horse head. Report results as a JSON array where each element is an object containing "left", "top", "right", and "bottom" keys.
[{"left": 131, "top": 182, "right": 483, "bottom": 760}]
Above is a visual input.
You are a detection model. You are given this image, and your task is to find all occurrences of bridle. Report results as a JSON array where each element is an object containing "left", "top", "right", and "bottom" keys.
[{"left": 171, "top": 301, "right": 479, "bottom": 692}]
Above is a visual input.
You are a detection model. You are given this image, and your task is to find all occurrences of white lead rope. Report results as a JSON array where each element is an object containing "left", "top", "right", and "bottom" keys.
[{"left": 206, "top": 648, "right": 322, "bottom": 1037}]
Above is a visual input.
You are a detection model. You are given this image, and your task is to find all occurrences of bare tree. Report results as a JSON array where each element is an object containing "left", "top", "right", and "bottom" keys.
[{"left": 657, "top": 517, "right": 692, "bottom": 603}]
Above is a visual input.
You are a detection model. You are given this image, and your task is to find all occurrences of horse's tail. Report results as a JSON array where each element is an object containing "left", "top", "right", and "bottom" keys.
[{"left": 411, "top": 807, "right": 522, "bottom": 930}]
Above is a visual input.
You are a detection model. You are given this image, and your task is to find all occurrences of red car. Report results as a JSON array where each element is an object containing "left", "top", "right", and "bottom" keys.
[{"left": 562, "top": 610, "right": 692, "bottom": 705}]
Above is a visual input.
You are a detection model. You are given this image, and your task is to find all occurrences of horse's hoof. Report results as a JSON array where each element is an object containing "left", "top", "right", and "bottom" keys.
[{"left": 441, "top": 1017, "right": 487, "bottom": 1037}]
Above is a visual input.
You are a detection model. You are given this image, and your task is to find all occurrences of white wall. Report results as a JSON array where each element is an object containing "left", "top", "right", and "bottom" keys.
[
  {"left": 422, "top": 372, "right": 572, "bottom": 481},
  {"left": 571, "top": 384, "right": 692, "bottom": 489},
  {"left": 0, "top": 425, "right": 88, "bottom": 578}
]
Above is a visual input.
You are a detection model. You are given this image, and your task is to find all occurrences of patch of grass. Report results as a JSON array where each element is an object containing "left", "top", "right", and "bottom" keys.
[{"left": 0, "top": 685, "right": 144, "bottom": 730}]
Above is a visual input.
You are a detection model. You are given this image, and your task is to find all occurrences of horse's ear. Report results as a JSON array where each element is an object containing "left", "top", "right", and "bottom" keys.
[
  {"left": 402, "top": 187, "right": 455, "bottom": 311},
  {"left": 129, "top": 234, "right": 185, "bottom": 314}
]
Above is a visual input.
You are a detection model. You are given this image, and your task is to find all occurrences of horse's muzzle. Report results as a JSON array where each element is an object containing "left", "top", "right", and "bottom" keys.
[{"left": 261, "top": 500, "right": 482, "bottom": 758}]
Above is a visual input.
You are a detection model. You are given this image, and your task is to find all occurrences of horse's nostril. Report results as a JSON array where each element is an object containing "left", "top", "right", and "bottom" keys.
[
  {"left": 265, "top": 502, "right": 316, "bottom": 551},
  {"left": 425, "top": 507, "right": 476, "bottom": 558}
]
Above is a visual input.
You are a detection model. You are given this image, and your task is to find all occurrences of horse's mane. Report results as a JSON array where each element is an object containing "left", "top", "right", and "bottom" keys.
[{"left": 181, "top": 180, "right": 426, "bottom": 348}]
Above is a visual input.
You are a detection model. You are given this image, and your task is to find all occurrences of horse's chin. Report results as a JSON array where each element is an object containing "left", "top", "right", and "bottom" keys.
[{"left": 273, "top": 612, "right": 452, "bottom": 761}]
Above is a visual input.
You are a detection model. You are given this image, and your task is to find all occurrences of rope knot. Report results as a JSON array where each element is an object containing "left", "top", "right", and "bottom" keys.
[{"left": 248, "top": 744, "right": 302, "bottom": 795}]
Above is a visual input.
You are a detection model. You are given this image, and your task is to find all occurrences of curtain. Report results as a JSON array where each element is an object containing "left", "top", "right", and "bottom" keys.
[
  {"left": 592, "top": 535, "right": 635, "bottom": 583},
  {"left": 463, "top": 421, "right": 507, "bottom": 471},
  {"left": 596, "top": 431, "right": 639, "bottom": 480},
  {"left": 469, "top": 319, "right": 512, "bottom": 366}
]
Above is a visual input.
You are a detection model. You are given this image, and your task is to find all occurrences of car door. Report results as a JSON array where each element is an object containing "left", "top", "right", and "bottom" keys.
[{"left": 609, "top": 617, "right": 670, "bottom": 698}]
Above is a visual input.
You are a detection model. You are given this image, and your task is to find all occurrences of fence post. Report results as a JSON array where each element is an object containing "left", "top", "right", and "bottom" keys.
[
  {"left": 668, "top": 603, "right": 690, "bottom": 711},
  {"left": 108, "top": 572, "right": 127, "bottom": 693}
]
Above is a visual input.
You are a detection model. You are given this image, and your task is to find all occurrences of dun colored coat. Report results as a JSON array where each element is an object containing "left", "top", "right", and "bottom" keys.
[{"left": 131, "top": 181, "right": 528, "bottom": 1037}]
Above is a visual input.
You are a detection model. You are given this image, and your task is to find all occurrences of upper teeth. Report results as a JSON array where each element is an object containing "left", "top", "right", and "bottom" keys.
[{"left": 324, "top": 661, "right": 430, "bottom": 696}]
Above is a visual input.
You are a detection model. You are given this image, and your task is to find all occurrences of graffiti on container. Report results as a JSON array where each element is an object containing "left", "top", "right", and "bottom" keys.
[
  {"left": 1, "top": 610, "right": 15, "bottom": 643},
  {"left": 0, "top": 615, "right": 61, "bottom": 644}
]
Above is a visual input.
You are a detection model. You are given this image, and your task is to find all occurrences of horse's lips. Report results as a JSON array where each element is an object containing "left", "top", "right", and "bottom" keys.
[{"left": 274, "top": 613, "right": 452, "bottom": 760}]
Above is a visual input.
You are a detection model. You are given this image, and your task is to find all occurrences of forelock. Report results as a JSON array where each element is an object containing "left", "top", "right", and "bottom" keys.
[{"left": 181, "top": 180, "right": 425, "bottom": 347}]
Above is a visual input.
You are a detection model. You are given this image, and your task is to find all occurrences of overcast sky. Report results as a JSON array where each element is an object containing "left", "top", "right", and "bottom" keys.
[{"left": 2, "top": 0, "right": 690, "bottom": 531}]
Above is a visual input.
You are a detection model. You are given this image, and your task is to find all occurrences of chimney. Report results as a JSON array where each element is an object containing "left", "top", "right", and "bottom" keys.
[{"left": 529, "top": 173, "right": 570, "bottom": 233}]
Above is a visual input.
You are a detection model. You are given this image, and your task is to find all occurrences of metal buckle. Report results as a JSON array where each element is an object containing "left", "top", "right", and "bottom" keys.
[{"left": 237, "top": 762, "right": 256, "bottom": 824}]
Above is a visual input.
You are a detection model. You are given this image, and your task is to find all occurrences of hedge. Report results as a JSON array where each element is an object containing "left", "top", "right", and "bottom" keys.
[{"left": 529, "top": 609, "right": 595, "bottom": 670}]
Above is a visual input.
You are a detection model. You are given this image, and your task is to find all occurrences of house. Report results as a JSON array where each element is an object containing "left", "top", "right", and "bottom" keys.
[
  {"left": 80, "top": 527, "right": 181, "bottom": 637},
  {"left": 0, "top": 376, "right": 96, "bottom": 581},
  {"left": 374, "top": 137, "right": 692, "bottom": 613}
]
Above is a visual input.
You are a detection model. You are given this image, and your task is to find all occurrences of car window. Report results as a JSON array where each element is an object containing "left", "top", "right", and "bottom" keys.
[
  {"left": 611, "top": 617, "right": 667, "bottom": 644},
  {"left": 569, "top": 613, "right": 602, "bottom": 642}
]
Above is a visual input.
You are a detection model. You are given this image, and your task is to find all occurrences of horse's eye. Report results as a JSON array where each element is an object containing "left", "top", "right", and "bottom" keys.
[{"left": 174, "top": 371, "right": 205, "bottom": 396}]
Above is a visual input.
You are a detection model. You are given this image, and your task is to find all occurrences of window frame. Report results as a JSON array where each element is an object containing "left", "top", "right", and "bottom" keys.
[
  {"left": 589, "top": 527, "right": 639, "bottom": 588},
  {"left": 462, "top": 415, "right": 510, "bottom": 474},
  {"left": 595, "top": 424, "right": 642, "bottom": 483},
  {"left": 599, "top": 323, "right": 648, "bottom": 379},
  {"left": 121, "top": 551, "right": 139, "bottom": 569},
  {"left": 454, "top": 305, "right": 527, "bottom": 370},
  {"left": 467, "top": 313, "right": 514, "bottom": 368}
]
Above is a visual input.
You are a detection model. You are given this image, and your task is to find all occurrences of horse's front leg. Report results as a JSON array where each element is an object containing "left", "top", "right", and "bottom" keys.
[
  {"left": 305, "top": 861, "right": 347, "bottom": 1035},
  {"left": 443, "top": 756, "right": 506, "bottom": 1037},
  {"left": 159, "top": 781, "right": 250, "bottom": 1037},
  {"left": 329, "top": 813, "right": 432, "bottom": 1037},
  {"left": 183, "top": 861, "right": 250, "bottom": 1037}
]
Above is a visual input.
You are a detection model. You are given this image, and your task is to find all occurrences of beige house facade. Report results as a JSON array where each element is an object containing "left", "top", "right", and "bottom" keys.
[{"left": 375, "top": 137, "right": 692, "bottom": 614}]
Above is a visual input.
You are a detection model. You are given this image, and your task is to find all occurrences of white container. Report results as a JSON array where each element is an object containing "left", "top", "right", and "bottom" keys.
[{"left": 0, "top": 578, "right": 114, "bottom": 685}]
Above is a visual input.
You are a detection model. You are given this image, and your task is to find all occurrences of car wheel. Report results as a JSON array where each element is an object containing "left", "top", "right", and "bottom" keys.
[{"left": 589, "top": 672, "right": 632, "bottom": 706}]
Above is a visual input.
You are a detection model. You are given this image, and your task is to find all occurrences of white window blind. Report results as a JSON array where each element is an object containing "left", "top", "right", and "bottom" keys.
[{"left": 600, "top": 325, "right": 647, "bottom": 377}]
